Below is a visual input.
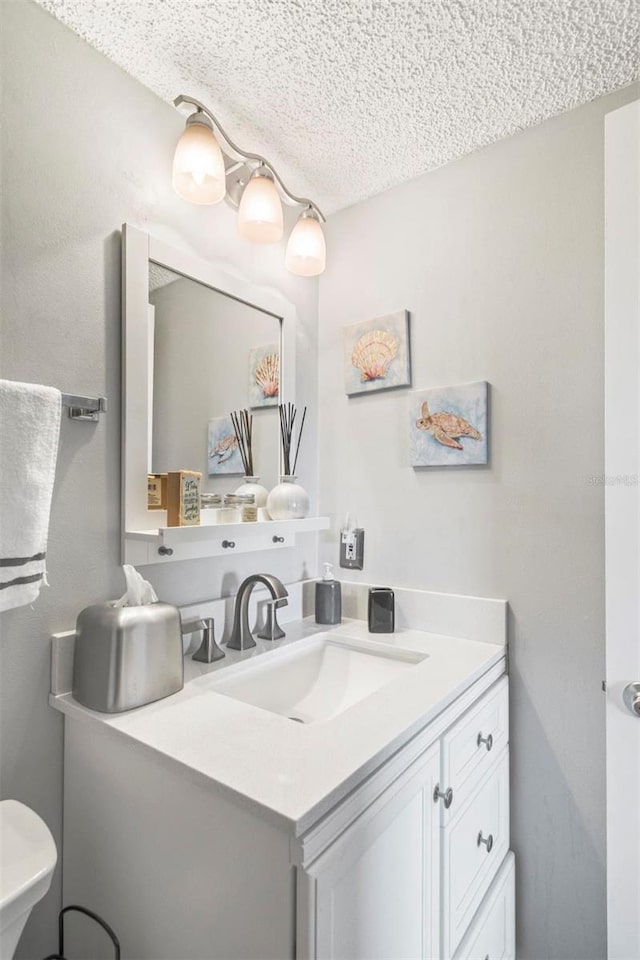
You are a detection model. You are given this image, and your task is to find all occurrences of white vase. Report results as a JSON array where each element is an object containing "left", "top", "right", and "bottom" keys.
[
  {"left": 266, "top": 476, "right": 310, "bottom": 521},
  {"left": 234, "top": 476, "right": 269, "bottom": 511}
]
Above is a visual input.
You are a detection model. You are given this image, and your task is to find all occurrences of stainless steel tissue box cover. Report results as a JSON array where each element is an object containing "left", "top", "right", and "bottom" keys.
[{"left": 73, "top": 602, "right": 184, "bottom": 713}]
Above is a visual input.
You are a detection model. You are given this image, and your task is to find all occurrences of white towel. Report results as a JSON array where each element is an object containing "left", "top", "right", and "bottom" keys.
[{"left": 0, "top": 380, "right": 61, "bottom": 612}]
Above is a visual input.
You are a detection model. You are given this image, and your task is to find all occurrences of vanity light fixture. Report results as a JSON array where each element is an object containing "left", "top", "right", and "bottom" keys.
[
  {"left": 285, "top": 207, "right": 326, "bottom": 277},
  {"left": 172, "top": 111, "right": 226, "bottom": 205},
  {"left": 172, "top": 94, "right": 326, "bottom": 276},
  {"left": 237, "top": 166, "right": 284, "bottom": 244}
]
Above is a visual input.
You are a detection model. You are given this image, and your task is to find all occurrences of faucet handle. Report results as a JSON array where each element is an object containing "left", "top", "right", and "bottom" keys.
[
  {"left": 183, "top": 617, "right": 226, "bottom": 664},
  {"left": 257, "top": 599, "right": 286, "bottom": 642}
]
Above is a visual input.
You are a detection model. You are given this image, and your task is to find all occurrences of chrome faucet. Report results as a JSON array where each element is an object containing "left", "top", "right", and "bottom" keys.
[{"left": 227, "top": 574, "right": 289, "bottom": 651}]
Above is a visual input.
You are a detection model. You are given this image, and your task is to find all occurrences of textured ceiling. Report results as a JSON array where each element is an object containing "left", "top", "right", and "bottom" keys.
[{"left": 37, "top": 0, "right": 640, "bottom": 214}]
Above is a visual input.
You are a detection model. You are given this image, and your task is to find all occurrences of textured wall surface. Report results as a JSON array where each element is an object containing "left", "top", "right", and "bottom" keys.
[
  {"left": 0, "top": 4, "right": 319, "bottom": 957},
  {"left": 318, "top": 82, "right": 639, "bottom": 959},
  {"left": 34, "top": 0, "right": 640, "bottom": 213}
]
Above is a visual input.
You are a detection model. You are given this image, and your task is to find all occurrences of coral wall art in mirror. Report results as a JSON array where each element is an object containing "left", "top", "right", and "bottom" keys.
[
  {"left": 343, "top": 310, "right": 411, "bottom": 396},
  {"left": 208, "top": 416, "right": 243, "bottom": 475},
  {"left": 409, "top": 381, "right": 488, "bottom": 466},
  {"left": 249, "top": 344, "right": 280, "bottom": 408}
]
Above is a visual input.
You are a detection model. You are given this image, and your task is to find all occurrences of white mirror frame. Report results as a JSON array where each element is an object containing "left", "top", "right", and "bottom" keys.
[{"left": 121, "top": 223, "right": 296, "bottom": 548}]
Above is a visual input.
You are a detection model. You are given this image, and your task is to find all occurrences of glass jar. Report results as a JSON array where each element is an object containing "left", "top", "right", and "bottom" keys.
[
  {"left": 219, "top": 494, "right": 242, "bottom": 524},
  {"left": 200, "top": 493, "right": 222, "bottom": 525},
  {"left": 236, "top": 493, "right": 258, "bottom": 523}
]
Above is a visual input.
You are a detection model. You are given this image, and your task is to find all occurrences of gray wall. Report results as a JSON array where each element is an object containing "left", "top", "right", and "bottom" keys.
[
  {"left": 318, "top": 83, "right": 639, "bottom": 959},
  {"left": 0, "top": 4, "right": 319, "bottom": 958}
]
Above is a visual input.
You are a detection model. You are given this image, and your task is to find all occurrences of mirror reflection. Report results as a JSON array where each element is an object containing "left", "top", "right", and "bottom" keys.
[{"left": 148, "top": 263, "right": 281, "bottom": 497}]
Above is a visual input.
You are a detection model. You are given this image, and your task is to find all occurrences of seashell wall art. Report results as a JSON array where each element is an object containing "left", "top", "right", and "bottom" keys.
[
  {"left": 409, "top": 381, "right": 489, "bottom": 467},
  {"left": 343, "top": 310, "right": 411, "bottom": 396},
  {"left": 248, "top": 343, "right": 280, "bottom": 408}
]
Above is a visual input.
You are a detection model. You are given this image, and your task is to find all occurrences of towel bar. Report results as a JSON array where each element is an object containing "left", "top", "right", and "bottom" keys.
[{"left": 61, "top": 394, "right": 107, "bottom": 422}]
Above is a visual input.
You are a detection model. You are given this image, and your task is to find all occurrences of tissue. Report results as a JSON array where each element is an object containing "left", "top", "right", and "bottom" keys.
[{"left": 113, "top": 564, "right": 158, "bottom": 607}]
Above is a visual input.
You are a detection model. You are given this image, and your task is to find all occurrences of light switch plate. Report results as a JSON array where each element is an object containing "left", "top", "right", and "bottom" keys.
[{"left": 340, "top": 528, "right": 365, "bottom": 570}]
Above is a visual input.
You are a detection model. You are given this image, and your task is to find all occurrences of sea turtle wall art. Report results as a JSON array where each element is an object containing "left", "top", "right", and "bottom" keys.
[
  {"left": 207, "top": 416, "right": 243, "bottom": 476},
  {"left": 409, "top": 381, "right": 489, "bottom": 466},
  {"left": 343, "top": 310, "right": 411, "bottom": 396}
]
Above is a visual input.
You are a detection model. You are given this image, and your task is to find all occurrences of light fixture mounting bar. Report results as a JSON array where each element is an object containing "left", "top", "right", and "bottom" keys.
[{"left": 173, "top": 94, "right": 325, "bottom": 223}]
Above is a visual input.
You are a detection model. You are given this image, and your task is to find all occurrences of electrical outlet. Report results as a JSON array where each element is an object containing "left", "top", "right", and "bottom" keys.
[{"left": 340, "top": 528, "right": 365, "bottom": 570}]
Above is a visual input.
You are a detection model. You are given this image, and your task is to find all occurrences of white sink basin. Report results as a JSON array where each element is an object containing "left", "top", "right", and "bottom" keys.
[{"left": 209, "top": 635, "right": 427, "bottom": 723}]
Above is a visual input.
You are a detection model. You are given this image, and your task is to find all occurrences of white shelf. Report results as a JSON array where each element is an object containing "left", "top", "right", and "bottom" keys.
[{"left": 124, "top": 516, "right": 330, "bottom": 565}]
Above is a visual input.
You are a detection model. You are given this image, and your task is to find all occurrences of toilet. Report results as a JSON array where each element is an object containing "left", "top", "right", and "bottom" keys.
[{"left": 0, "top": 800, "right": 57, "bottom": 959}]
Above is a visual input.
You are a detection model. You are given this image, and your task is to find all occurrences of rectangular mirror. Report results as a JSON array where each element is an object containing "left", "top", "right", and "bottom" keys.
[
  {"left": 122, "top": 224, "right": 297, "bottom": 554},
  {"left": 148, "top": 264, "right": 281, "bottom": 492}
]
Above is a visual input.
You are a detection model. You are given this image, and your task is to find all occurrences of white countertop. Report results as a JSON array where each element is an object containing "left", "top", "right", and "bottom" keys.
[{"left": 50, "top": 618, "right": 505, "bottom": 834}]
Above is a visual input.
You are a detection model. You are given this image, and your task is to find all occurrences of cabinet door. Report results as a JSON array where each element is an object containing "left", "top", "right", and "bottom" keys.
[{"left": 302, "top": 743, "right": 440, "bottom": 960}]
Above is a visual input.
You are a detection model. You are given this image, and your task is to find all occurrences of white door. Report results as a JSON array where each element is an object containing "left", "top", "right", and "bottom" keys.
[
  {"left": 604, "top": 97, "right": 640, "bottom": 960},
  {"left": 304, "top": 743, "right": 440, "bottom": 960}
]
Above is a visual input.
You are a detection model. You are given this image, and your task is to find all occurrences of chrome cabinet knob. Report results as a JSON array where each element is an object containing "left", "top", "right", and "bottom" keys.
[
  {"left": 222, "top": 540, "right": 236, "bottom": 549},
  {"left": 477, "top": 731, "right": 493, "bottom": 751},
  {"left": 623, "top": 682, "right": 640, "bottom": 717},
  {"left": 272, "top": 536, "right": 285, "bottom": 543},
  {"left": 158, "top": 545, "right": 174, "bottom": 556},
  {"left": 433, "top": 784, "right": 453, "bottom": 809},
  {"left": 477, "top": 831, "right": 494, "bottom": 852}
]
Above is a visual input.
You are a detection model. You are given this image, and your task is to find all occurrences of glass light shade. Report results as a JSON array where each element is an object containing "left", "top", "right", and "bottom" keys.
[
  {"left": 172, "top": 119, "right": 226, "bottom": 204},
  {"left": 285, "top": 213, "right": 326, "bottom": 276},
  {"left": 238, "top": 172, "right": 284, "bottom": 243}
]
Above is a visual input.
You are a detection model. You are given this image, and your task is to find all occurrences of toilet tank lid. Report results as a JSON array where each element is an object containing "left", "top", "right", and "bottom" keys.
[{"left": 0, "top": 800, "right": 57, "bottom": 912}]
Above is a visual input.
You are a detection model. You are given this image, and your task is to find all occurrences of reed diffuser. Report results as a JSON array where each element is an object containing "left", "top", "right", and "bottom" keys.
[
  {"left": 278, "top": 402, "right": 307, "bottom": 476},
  {"left": 230, "top": 409, "right": 269, "bottom": 512},
  {"left": 267, "top": 403, "right": 310, "bottom": 521}
]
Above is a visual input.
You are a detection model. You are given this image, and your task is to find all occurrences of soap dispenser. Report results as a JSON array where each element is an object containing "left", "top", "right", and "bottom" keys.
[{"left": 315, "top": 563, "right": 342, "bottom": 625}]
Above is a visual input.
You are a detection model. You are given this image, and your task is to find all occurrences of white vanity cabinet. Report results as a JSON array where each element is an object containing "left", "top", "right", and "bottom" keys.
[
  {"left": 295, "top": 676, "right": 511, "bottom": 960},
  {"left": 59, "top": 655, "right": 512, "bottom": 960}
]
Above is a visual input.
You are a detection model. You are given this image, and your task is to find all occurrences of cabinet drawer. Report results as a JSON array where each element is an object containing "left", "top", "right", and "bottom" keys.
[
  {"left": 442, "top": 747, "right": 510, "bottom": 957},
  {"left": 442, "top": 678, "right": 508, "bottom": 807},
  {"left": 453, "top": 852, "right": 515, "bottom": 960}
]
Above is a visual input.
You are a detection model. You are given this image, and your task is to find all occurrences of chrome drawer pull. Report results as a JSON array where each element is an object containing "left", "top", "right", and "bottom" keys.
[
  {"left": 477, "top": 731, "right": 493, "bottom": 751},
  {"left": 272, "top": 536, "right": 285, "bottom": 543},
  {"left": 222, "top": 540, "right": 236, "bottom": 549},
  {"left": 433, "top": 784, "right": 453, "bottom": 809},
  {"left": 158, "top": 546, "right": 174, "bottom": 556},
  {"left": 477, "top": 830, "right": 494, "bottom": 852}
]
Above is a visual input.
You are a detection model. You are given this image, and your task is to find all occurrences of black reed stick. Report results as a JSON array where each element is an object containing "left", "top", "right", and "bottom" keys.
[
  {"left": 278, "top": 405, "right": 287, "bottom": 474},
  {"left": 230, "top": 409, "right": 254, "bottom": 476},
  {"left": 292, "top": 406, "right": 307, "bottom": 475},
  {"left": 278, "top": 403, "right": 307, "bottom": 477}
]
